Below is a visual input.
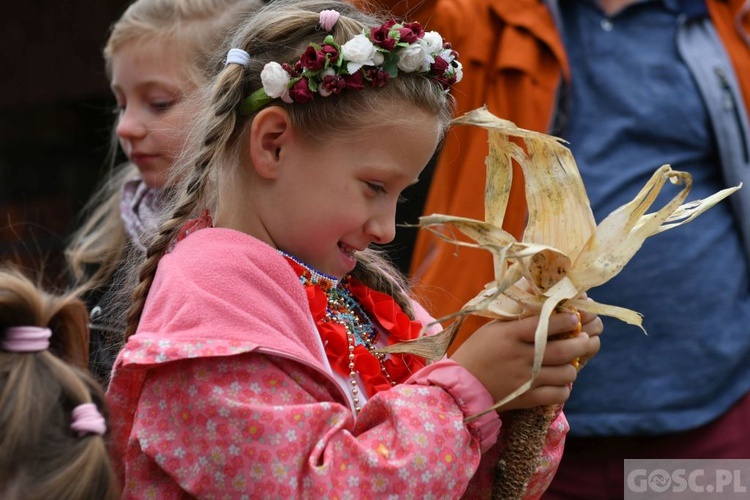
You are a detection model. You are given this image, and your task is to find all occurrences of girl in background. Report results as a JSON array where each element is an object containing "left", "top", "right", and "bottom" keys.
[
  {"left": 65, "top": 0, "right": 263, "bottom": 385},
  {"left": 107, "top": 0, "right": 602, "bottom": 497},
  {"left": 0, "top": 267, "right": 118, "bottom": 499}
]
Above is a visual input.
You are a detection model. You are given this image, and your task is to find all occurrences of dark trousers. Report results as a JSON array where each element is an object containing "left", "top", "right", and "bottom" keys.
[{"left": 543, "top": 392, "right": 750, "bottom": 500}]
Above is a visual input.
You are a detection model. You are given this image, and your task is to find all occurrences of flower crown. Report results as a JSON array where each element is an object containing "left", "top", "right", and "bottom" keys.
[{"left": 238, "top": 19, "right": 462, "bottom": 114}]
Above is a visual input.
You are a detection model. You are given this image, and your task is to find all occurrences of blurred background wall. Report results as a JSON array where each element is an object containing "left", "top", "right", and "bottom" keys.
[{"left": 0, "top": 2, "right": 131, "bottom": 284}]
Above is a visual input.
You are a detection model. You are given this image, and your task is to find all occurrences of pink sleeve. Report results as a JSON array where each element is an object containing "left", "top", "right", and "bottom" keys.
[
  {"left": 405, "top": 358, "right": 501, "bottom": 453},
  {"left": 120, "top": 353, "right": 487, "bottom": 497}
]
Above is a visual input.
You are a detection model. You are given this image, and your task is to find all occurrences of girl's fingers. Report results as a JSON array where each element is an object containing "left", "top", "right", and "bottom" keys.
[
  {"left": 543, "top": 333, "right": 589, "bottom": 365},
  {"left": 549, "top": 311, "right": 582, "bottom": 335},
  {"left": 533, "top": 363, "right": 578, "bottom": 387},
  {"left": 504, "top": 384, "right": 572, "bottom": 410}
]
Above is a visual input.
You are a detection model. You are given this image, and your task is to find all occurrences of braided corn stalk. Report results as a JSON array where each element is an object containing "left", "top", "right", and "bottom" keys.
[{"left": 376, "top": 107, "right": 740, "bottom": 497}]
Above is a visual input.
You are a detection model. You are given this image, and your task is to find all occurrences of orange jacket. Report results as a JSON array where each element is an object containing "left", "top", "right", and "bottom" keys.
[{"left": 371, "top": 0, "right": 750, "bottom": 352}]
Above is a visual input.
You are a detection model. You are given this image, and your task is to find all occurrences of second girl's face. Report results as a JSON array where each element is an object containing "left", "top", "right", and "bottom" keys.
[
  {"left": 110, "top": 38, "right": 197, "bottom": 188},
  {"left": 253, "top": 103, "right": 443, "bottom": 279}
]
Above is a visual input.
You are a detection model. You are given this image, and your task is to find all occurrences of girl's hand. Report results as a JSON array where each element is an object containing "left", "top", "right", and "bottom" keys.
[{"left": 450, "top": 310, "right": 599, "bottom": 411}]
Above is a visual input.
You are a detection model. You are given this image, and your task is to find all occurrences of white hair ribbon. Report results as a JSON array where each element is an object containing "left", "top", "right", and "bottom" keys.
[{"left": 225, "top": 48, "right": 251, "bottom": 67}]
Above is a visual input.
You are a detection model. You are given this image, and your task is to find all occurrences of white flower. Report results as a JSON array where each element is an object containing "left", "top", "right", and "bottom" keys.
[
  {"left": 439, "top": 48, "right": 456, "bottom": 64},
  {"left": 341, "top": 33, "right": 384, "bottom": 73},
  {"left": 452, "top": 60, "right": 464, "bottom": 83},
  {"left": 396, "top": 43, "right": 431, "bottom": 73},
  {"left": 260, "top": 62, "right": 291, "bottom": 98},
  {"left": 420, "top": 31, "right": 444, "bottom": 54}
]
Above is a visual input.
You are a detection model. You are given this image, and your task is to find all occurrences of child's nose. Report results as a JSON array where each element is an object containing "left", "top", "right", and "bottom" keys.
[
  {"left": 116, "top": 108, "right": 147, "bottom": 141},
  {"left": 365, "top": 210, "right": 396, "bottom": 245}
]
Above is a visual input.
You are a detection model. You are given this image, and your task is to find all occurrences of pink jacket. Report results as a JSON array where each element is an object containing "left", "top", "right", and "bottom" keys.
[{"left": 106, "top": 228, "right": 567, "bottom": 498}]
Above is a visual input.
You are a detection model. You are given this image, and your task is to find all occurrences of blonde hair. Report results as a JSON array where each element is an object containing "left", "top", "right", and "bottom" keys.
[
  {"left": 125, "top": 0, "right": 455, "bottom": 338},
  {"left": 66, "top": 0, "right": 264, "bottom": 298},
  {"left": 0, "top": 267, "right": 118, "bottom": 499}
]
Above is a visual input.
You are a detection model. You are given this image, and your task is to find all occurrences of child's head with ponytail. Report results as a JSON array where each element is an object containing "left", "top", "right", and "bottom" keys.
[{"left": 0, "top": 267, "right": 118, "bottom": 498}]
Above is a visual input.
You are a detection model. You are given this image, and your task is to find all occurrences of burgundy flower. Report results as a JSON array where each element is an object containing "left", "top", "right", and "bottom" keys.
[
  {"left": 433, "top": 74, "right": 456, "bottom": 90},
  {"left": 370, "top": 25, "right": 396, "bottom": 50},
  {"left": 288, "top": 77, "right": 314, "bottom": 103},
  {"left": 431, "top": 55, "right": 449, "bottom": 76},
  {"left": 282, "top": 62, "right": 300, "bottom": 78},
  {"left": 344, "top": 71, "right": 364, "bottom": 90},
  {"left": 321, "top": 44, "right": 339, "bottom": 64},
  {"left": 300, "top": 46, "right": 327, "bottom": 71},
  {"left": 364, "top": 68, "right": 391, "bottom": 88},
  {"left": 399, "top": 22, "right": 424, "bottom": 43},
  {"left": 320, "top": 74, "right": 346, "bottom": 96}
]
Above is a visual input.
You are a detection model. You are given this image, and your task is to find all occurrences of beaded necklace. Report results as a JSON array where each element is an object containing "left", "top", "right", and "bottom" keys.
[{"left": 281, "top": 252, "right": 424, "bottom": 414}]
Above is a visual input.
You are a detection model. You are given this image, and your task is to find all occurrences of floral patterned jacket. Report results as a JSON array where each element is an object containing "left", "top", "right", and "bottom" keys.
[{"left": 106, "top": 228, "right": 567, "bottom": 498}]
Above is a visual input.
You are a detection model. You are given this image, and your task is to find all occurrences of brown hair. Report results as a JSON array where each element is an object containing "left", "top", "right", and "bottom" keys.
[
  {"left": 0, "top": 267, "right": 118, "bottom": 499},
  {"left": 125, "top": 0, "right": 455, "bottom": 338}
]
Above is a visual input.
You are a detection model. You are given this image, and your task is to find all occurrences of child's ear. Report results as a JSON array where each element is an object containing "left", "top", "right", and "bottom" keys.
[{"left": 248, "top": 106, "right": 292, "bottom": 179}]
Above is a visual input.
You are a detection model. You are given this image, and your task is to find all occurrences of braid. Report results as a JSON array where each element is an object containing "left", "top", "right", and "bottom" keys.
[{"left": 125, "top": 64, "right": 248, "bottom": 339}]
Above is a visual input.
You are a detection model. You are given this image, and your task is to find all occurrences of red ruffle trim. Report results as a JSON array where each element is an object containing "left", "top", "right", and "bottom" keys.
[{"left": 288, "top": 259, "right": 426, "bottom": 397}]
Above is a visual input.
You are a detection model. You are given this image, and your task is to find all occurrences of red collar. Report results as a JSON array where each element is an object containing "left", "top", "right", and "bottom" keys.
[{"left": 284, "top": 258, "right": 426, "bottom": 396}]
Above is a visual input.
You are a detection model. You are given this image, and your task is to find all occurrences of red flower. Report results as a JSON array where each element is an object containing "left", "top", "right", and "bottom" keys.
[
  {"left": 344, "top": 71, "right": 364, "bottom": 90},
  {"left": 399, "top": 22, "right": 424, "bottom": 43},
  {"left": 320, "top": 74, "right": 347, "bottom": 96},
  {"left": 364, "top": 68, "right": 391, "bottom": 88},
  {"left": 289, "top": 77, "right": 315, "bottom": 103},
  {"left": 432, "top": 55, "right": 449, "bottom": 76},
  {"left": 321, "top": 44, "right": 339, "bottom": 64},
  {"left": 433, "top": 74, "right": 457, "bottom": 90},
  {"left": 370, "top": 24, "right": 396, "bottom": 50},
  {"left": 301, "top": 46, "right": 327, "bottom": 71},
  {"left": 282, "top": 62, "right": 301, "bottom": 78}
]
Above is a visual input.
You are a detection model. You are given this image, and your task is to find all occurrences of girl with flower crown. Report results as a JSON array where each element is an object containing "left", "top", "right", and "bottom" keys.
[
  {"left": 65, "top": 0, "right": 263, "bottom": 387},
  {"left": 0, "top": 266, "right": 118, "bottom": 498},
  {"left": 105, "top": 0, "right": 602, "bottom": 497}
]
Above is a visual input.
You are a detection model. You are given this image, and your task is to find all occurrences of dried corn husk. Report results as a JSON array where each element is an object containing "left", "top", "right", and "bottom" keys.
[
  {"left": 375, "top": 107, "right": 742, "bottom": 499},
  {"left": 377, "top": 107, "right": 741, "bottom": 414}
]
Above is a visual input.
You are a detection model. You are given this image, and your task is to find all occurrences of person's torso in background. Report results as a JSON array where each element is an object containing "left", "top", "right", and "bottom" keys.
[{"left": 558, "top": 0, "right": 750, "bottom": 435}]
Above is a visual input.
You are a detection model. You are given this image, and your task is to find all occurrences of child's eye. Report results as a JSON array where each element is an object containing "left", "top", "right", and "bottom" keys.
[
  {"left": 398, "top": 194, "right": 408, "bottom": 204},
  {"left": 112, "top": 104, "right": 125, "bottom": 116},
  {"left": 365, "top": 182, "right": 387, "bottom": 195},
  {"left": 150, "top": 101, "right": 174, "bottom": 112}
]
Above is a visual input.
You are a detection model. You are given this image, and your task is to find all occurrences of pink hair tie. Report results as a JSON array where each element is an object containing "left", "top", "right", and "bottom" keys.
[
  {"left": 319, "top": 9, "right": 340, "bottom": 32},
  {"left": 70, "top": 403, "right": 107, "bottom": 437},
  {"left": 1, "top": 326, "right": 51, "bottom": 352}
]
